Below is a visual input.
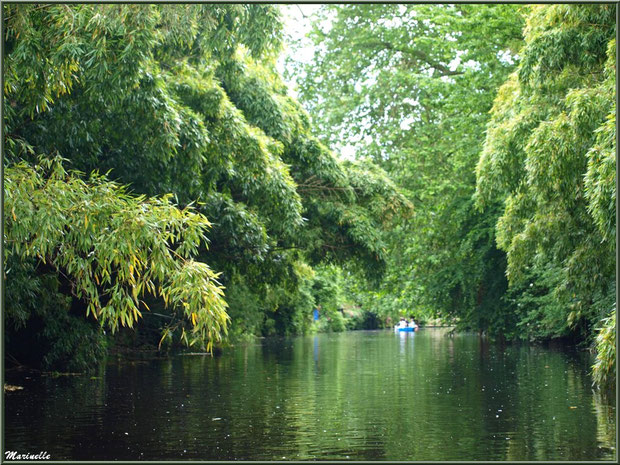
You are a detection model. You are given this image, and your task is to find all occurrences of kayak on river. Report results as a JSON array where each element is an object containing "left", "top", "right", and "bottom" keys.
[
  {"left": 394, "top": 317, "right": 418, "bottom": 331},
  {"left": 395, "top": 327, "right": 417, "bottom": 332}
]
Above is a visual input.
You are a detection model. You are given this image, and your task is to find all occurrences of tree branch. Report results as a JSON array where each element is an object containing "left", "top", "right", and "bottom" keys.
[{"left": 358, "top": 40, "right": 463, "bottom": 77}]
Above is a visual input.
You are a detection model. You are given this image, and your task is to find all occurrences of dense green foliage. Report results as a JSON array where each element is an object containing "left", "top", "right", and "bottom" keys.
[
  {"left": 5, "top": 156, "right": 227, "bottom": 341},
  {"left": 291, "top": 3, "right": 615, "bottom": 385},
  {"left": 4, "top": 4, "right": 406, "bottom": 370},
  {"left": 476, "top": 4, "right": 616, "bottom": 385},
  {"left": 3, "top": 3, "right": 615, "bottom": 387},
  {"left": 289, "top": 3, "right": 524, "bottom": 331}
]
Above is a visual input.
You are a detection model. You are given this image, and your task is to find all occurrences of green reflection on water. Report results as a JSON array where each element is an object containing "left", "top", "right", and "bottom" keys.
[{"left": 4, "top": 329, "right": 616, "bottom": 461}]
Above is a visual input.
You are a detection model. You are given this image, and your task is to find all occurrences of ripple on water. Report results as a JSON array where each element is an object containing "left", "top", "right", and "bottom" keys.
[{"left": 3, "top": 329, "right": 616, "bottom": 461}]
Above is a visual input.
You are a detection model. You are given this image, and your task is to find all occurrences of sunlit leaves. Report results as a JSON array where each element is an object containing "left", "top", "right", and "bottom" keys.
[
  {"left": 4, "top": 157, "right": 228, "bottom": 345},
  {"left": 4, "top": 4, "right": 159, "bottom": 120},
  {"left": 592, "top": 308, "right": 616, "bottom": 389},
  {"left": 584, "top": 41, "right": 617, "bottom": 244},
  {"left": 518, "top": 4, "right": 615, "bottom": 88}
]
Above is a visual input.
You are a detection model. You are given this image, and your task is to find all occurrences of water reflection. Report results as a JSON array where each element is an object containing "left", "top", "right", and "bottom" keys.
[
  {"left": 397, "top": 328, "right": 414, "bottom": 353},
  {"left": 313, "top": 335, "right": 319, "bottom": 371},
  {"left": 4, "top": 329, "right": 616, "bottom": 461}
]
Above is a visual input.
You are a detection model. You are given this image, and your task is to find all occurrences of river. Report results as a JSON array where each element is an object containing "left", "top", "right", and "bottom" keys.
[{"left": 4, "top": 328, "right": 616, "bottom": 461}]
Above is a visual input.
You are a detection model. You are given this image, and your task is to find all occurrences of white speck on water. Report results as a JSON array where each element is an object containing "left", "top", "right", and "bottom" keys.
[
  {"left": 212, "top": 417, "right": 222, "bottom": 421},
  {"left": 124, "top": 432, "right": 128, "bottom": 435}
]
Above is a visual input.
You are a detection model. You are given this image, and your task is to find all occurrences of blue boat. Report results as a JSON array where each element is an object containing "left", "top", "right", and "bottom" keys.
[{"left": 395, "top": 326, "right": 417, "bottom": 332}]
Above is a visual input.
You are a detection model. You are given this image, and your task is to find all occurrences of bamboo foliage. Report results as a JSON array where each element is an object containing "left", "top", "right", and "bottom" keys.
[
  {"left": 5, "top": 157, "right": 229, "bottom": 346},
  {"left": 476, "top": 5, "right": 615, "bottom": 342},
  {"left": 4, "top": 3, "right": 410, "bottom": 368}
]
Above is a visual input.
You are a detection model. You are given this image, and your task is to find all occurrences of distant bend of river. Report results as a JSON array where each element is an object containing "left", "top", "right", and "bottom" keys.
[{"left": 4, "top": 328, "right": 616, "bottom": 461}]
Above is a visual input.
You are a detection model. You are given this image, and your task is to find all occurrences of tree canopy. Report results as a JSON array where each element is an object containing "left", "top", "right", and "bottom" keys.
[{"left": 4, "top": 3, "right": 408, "bottom": 369}]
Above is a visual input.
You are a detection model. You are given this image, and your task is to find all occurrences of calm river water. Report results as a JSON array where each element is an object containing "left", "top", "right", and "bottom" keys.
[{"left": 4, "top": 328, "right": 616, "bottom": 461}]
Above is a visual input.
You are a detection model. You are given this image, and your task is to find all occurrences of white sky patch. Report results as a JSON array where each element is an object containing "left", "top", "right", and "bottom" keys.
[
  {"left": 279, "top": 4, "right": 363, "bottom": 161},
  {"left": 400, "top": 116, "right": 417, "bottom": 131},
  {"left": 339, "top": 144, "right": 357, "bottom": 161},
  {"left": 463, "top": 59, "right": 481, "bottom": 71},
  {"left": 377, "top": 16, "right": 403, "bottom": 29},
  {"left": 335, "top": 133, "right": 374, "bottom": 161},
  {"left": 498, "top": 49, "right": 516, "bottom": 65},
  {"left": 277, "top": 4, "right": 322, "bottom": 98},
  {"left": 449, "top": 50, "right": 465, "bottom": 71}
]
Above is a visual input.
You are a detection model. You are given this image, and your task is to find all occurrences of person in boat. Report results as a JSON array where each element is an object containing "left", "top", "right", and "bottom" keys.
[
  {"left": 397, "top": 317, "right": 407, "bottom": 329},
  {"left": 408, "top": 317, "right": 417, "bottom": 329}
]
